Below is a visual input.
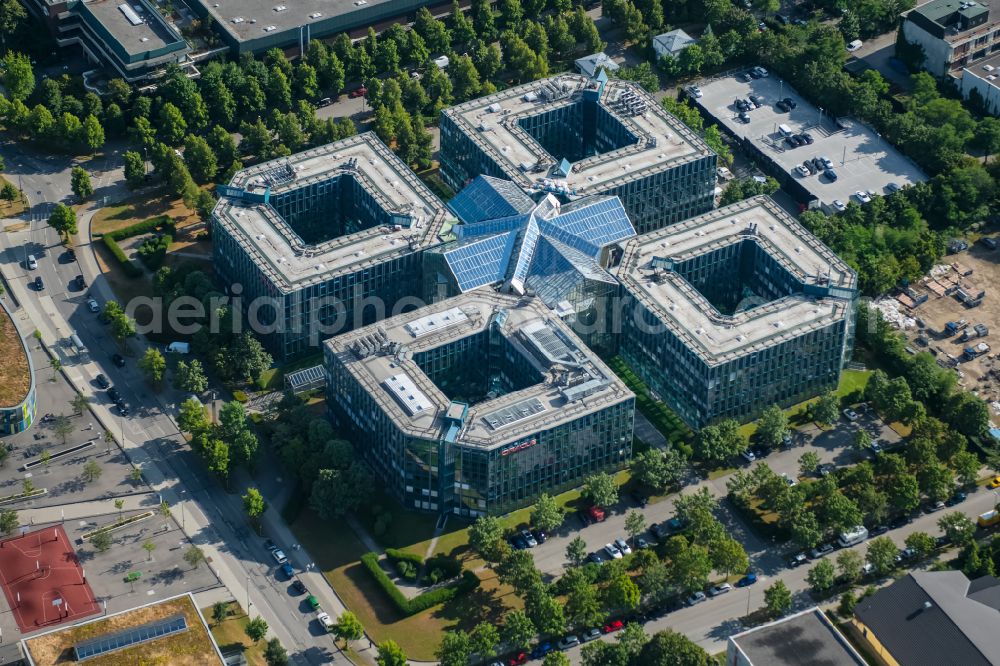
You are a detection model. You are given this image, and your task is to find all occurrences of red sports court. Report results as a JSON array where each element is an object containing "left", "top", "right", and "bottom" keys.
[{"left": 0, "top": 526, "right": 100, "bottom": 632}]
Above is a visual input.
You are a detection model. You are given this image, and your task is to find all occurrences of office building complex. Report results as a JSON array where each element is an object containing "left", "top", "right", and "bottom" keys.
[
  {"left": 439, "top": 73, "right": 717, "bottom": 235},
  {"left": 901, "top": 0, "right": 1000, "bottom": 78},
  {"left": 325, "top": 290, "right": 635, "bottom": 517},
  {"left": 423, "top": 175, "right": 636, "bottom": 351},
  {"left": 212, "top": 133, "right": 449, "bottom": 360},
  {"left": 615, "top": 196, "right": 857, "bottom": 429},
  {"left": 24, "top": 0, "right": 192, "bottom": 83}
]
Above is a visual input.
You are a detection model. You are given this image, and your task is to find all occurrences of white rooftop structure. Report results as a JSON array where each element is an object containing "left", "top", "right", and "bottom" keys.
[
  {"left": 213, "top": 132, "right": 449, "bottom": 293},
  {"left": 616, "top": 195, "right": 857, "bottom": 366},
  {"left": 574, "top": 52, "right": 619, "bottom": 78},
  {"left": 441, "top": 73, "right": 712, "bottom": 198},
  {"left": 325, "top": 290, "right": 633, "bottom": 448}
]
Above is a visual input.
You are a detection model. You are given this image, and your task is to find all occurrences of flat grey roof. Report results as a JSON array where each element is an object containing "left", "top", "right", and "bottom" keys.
[
  {"left": 325, "top": 290, "right": 633, "bottom": 449},
  {"left": 693, "top": 72, "right": 926, "bottom": 206},
  {"left": 80, "top": 0, "right": 181, "bottom": 55},
  {"left": 615, "top": 195, "right": 856, "bottom": 366},
  {"left": 194, "top": 0, "right": 380, "bottom": 43},
  {"left": 214, "top": 133, "right": 449, "bottom": 293},
  {"left": 729, "top": 608, "right": 866, "bottom": 666},
  {"left": 442, "top": 73, "right": 713, "bottom": 196},
  {"left": 964, "top": 51, "right": 1000, "bottom": 88}
]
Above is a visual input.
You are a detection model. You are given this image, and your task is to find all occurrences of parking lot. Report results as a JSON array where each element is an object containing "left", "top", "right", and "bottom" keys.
[
  {"left": 691, "top": 70, "right": 926, "bottom": 208},
  {"left": 886, "top": 246, "right": 1000, "bottom": 410}
]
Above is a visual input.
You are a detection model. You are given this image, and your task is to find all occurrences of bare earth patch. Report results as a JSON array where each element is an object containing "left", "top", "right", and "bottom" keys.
[{"left": 0, "top": 305, "right": 30, "bottom": 408}]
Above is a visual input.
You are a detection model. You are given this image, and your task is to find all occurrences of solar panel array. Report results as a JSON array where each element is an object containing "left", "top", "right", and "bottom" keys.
[
  {"left": 74, "top": 615, "right": 188, "bottom": 661},
  {"left": 443, "top": 233, "right": 516, "bottom": 292},
  {"left": 449, "top": 176, "right": 535, "bottom": 225},
  {"left": 483, "top": 397, "right": 546, "bottom": 430}
]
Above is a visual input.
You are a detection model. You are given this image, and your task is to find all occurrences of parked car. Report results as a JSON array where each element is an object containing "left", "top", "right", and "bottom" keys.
[
  {"left": 687, "top": 85, "right": 703, "bottom": 98},
  {"left": 736, "top": 572, "right": 758, "bottom": 587},
  {"left": 816, "top": 464, "right": 834, "bottom": 477},
  {"left": 795, "top": 165, "right": 811, "bottom": 177},
  {"left": 989, "top": 475, "right": 1000, "bottom": 489},
  {"left": 510, "top": 536, "right": 528, "bottom": 550},
  {"left": 739, "top": 111, "right": 751, "bottom": 123},
  {"left": 685, "top": 591, "right": 707, "bottom": 606},
  {"left": 588, "top": 552, "right": 605, "bottom": 564},
  {"left": 832, "top": 199, "right": 847, "bottom": 212},
  {"left": 709, "top": 583, "right": 732, "bottom": 597},
  {"left": 636, "top": 536, "right": 652, "bottom": 550},
  {"left": 650, "top": 523, "right": 668, "bottom": 539},
  {"left": 788, "top": 553, "right": 808, "bottom": 567},
  {"left": 665, "top": 517, "right": 685, "bottom": 533},
  {"left": 612, "top": 538, "right": 631, "bottom": 555},
  {"left": 292, "top": 579, "right": 307, "bottom": 594},
  {"left": 306, "top": 594, "right": 319, "bottom": 610},
  {"left": 801, "top": 132, "right": 814, "bottom": 144},
  {"left": 587, "top": 505, "right": 606, "bottom": 522},
  {"left": 87, "top": 297, "right": 100, "bottom": 313},
  {"left": 603, "top": 619, "right": 625, "bottom": 633},
  {"left": 751, "top": 66, "right": 769, "bottom": 78},
  {"left": 781, "top": 473, "right": 797, "bottom": 487},
  {"left": 842, "top": 408, "right": 859, "bottom": 421},
  {"left": 809, "top": 544, "right": 834, "bottom": 559},
  {"left": 739, "top": 71, "right": 752, "bottom": 82},
  {"left": 824, "top": 169, "right": 838, "bottom": 181},
  {"left": 112, "top": 353, "right": 126, "bottom": 368},
  {"left": 782, "top": 97, "right": 797, "bottom": 109},
  {"left": 886, "top": 182, "right": 902, "bottom": 193},
  {"left": 604, "top": 543, "right": 623, "bottom": 559},
  {"left": 74, "top": 274, "right": 86, "bottom": 290},
  {"left": 508, "top": 653, "right": 527, "bottom": 666},
  {"left": 107, "top": 387, "right": 121, "bottom": 403},
  {"left": 631, "top": 492, "right": 648, "bottom": 508},
  {"left": 868, "top": 525, "right": 889, "bottom": 537},
  {"left": 581, "top": 627, "right": 601, "bottom": 642},
  {"left": 889, "top": 514, "right": 912, "bottom": 529},
  {"left": 520, "top": 530, "right": 537, "bottom": 548},
  {"left": 316, "top": 611, "right": 335, "bottom": 632},
  {"left": 532, "top": 530, "right": 547, "bottom": 544},
  {"left": 557, "top": 635, "right": 580, "bottom": 651},
  {"left": 272, "top": 549, "right": 288, "bottom": 564},
  {"left": 741, "top": 449, "right": 756, "bottom": 463},
  {"left": 280, "top": 562, "right": 294, "bottom": 578},
  {"left": 748, "top": 94, "right": 763, "bottom": 107},
  {"left": 945, "top": 491, "right": 968, "bottom": 507},
  {"left": 95, "top": 374, "right": 110, "bottom": 389},
  {"left": 924, "top": 501, "right": 946, "bottom": 514},
  {"left": 854, "top": 190, "right": 872, "bottom": 204},
  {"left": 349, "top": 86, "right": 367, "bottom": 98},
  {"left": 530, "top": 642, "right": 554, "bottom": 659},
  {"left": 34, "top": 276, "right": 43, "bottom": 291},
  {"left": 869, "top": 441, "right": 882, "bottom": 455},
  {"left": 117, "top": 402, "right": 129, "bottom": 416}
]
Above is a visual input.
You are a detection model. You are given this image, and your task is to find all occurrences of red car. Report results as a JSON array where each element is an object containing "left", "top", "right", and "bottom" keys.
[
  {"left": 602, "top": 619, "right": 624, "bottom": 633},
  {"left": 587, "top": 505, "right": 606, "bottom": 522},
  {"left": 508, "top": 652, "right": 527, "bottom": 665},
  {"left": 349, "top": 87, "right": 368, "bottom": 98}
]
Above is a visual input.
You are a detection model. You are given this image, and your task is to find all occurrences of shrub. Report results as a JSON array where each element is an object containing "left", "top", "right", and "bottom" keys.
[
  {"left": 384, "top": 548, "right": 424, "bottom": 566},
  {"left": 425, "top": 554, "right": 461, "bottom": 580},
  {"left": 136, "top": 234, "right": 171, "bottom": 270},
  {"left": 232, "top": 390, "right": 248, "bottom": 403},
  {"left": 102, "top": 235, "right": 142, "bottom": 277},
  {"left": 396, "top": 560, "right": 418, "bottom": 580},
  {"left": 360, "top": 552, "right": 479, "bottom": 616},
  {"left": 101, "top": 215, "right": 176, "bottom": 277}
]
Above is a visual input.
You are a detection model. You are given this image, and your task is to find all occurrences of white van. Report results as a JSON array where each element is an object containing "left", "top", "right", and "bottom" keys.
[
  {"left": 838, "top": 525, "right": 869, "bottom": 548},
  {"left": 847, "top": 39, "right": 863, "bottom": 52},
  {"left": 27, "top": 254, "right": 37, "bottom": 270},
  {"left": 70, "top": 332, "right": 88, "bottom": 355},
  {"left": 166, "top": 341, "right": 190, "bottom": 354},
  {"left": 778, "top": 123, "right": 794, "bottom": 138}
]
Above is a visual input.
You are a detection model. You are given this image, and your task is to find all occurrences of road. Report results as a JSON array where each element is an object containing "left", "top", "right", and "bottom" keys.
[{"left": 0, "top": 150, "right": 353, "bottom": 664}]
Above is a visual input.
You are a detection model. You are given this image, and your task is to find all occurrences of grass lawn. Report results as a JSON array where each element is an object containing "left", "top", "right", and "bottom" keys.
[
  {"left": 291, "top": 510, "right": 520, "bottom": 660},
  {"left": 201, "top": 601, "right": 267, "bottom": 666},
  {"left": 606, "top": 356, "right": 693, "bottom": 446},
  {"left": 92, "top": 191, "right": 196, "bottom": 235},
  {"left": 0, "top": 176, "right": 27, "bottom": 217},
  {"left": 740, "top": 369, "right": 873, "bottom": 441}
]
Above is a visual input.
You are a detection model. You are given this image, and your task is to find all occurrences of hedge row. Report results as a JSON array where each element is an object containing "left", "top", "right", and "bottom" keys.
[
  {"left": 359, "top": 552, "right": 479, "bottom": 616},
  {"left": 607, "top": 356, "right": 694, "bottom": 454},
  {"left": 101, "top": 215, "right": 176, "bottom": 278},
  {"left": 384, "top": 548, "right": 424, "bottom": 566}
]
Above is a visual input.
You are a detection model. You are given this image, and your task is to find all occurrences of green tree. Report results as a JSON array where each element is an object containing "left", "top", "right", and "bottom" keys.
[
  {"left": 583, "top": 472, "right": 618, "bottom": 507},
  {"left": 178, "top": 398, "right": 210, "bottom": 434},
  {"left": 183, "top": 133, "right": 218, "bottom": 183},
  {"left": 806, "top": 559, "right": 836, "bottom": 592},
  {"left": 184, "top": 545, "right": 205, "bottom": 568},
  {"left": 52, "top": 413, "right": 73, "bottom": 444},
  {"left": 212, "top": 601, "right": 228, "bottom": 625},
  {"left": 710, "top": 536, "right": 749, "bottom": 576},
  {"left": 637, "top": 629, "right": 711, "bottom": 666},
  {"left": 243, "top": 487, "right": 266, "bottom": 533},
  {"left": 469, "top": 621, "right": 499, "bottom": 659},
  {"left": 939, "top": 511, "right": 976, "bottom": 545},
  {"left": 245, "top": 616, "right": 269, "bottom": 643},
  {"left": 887, "top": 472, "right": 921, "bottom": 514},
  {"left": 866, "top": 536, "right": 899, "bottom": 575},
  {"left": 158, "top": 102, "right": 187, "bottom": 145},
  {"left": 496, "top": 550, "right": 541, "bottom": 594},
  {"left": 763, "top": 580, "right": 792, "bottom": 618},
  {"left": 82, "top": 114, "right": 104, "bottom": 153},
  {"left": 836, "top": 549, "right": 864, "bottom": 584},
  {"left": 525, "top": 586, "right": 566, "bottom": 636},
  {"left": 70, "top": 167, "right": 93, "bottom": 201},
  {"left": 567, "top": 535, "right": 588, "bottom": 567},
  {"left": 853, "top": 429, "right": 872, "bottom": 455},
  {"left": 530, "top": 493, "right": 564, "bottom": 532},
  {"left": 605, "top": 572, "right": 641, "bottom": 612},
  {"left": 173, "top": 359, "right": 208, "bottom": 394},
  {"left": 798, "top": 451, "right": 821, "bottom": 477},
  {"left": 436, "top": 631, "right": 472, "bottom": 666},
  {"left": 696, "top": 419, "right": 744, "bottom": 462},
  {"left": 333, "top": 611, "right": 363, "bottom": 647},
  {"left": 952, "top": 450, "right": 980, "bottom": 487},
  {"left": 138, "top": 347, "right": 166, "bottom": 386},
  {"left": 142, "top": 539, "right": 156, "bottom": 561},
  {"left": 90, "top": 530, "right": 112, "bottom": 552},
  {"left": 375, "top": 640, "right": 406, "bottom": 666},
  {"left": 264, "top": 638, "right": 289, "bottom": 666},
  {"left": 0, "top": 508, "right": 18, "bottom": 535},
  {"left": 542, "top": 653, "right": 570, "bottom": 666},
  {"left": 1, "top": 52, "right": 33, "bottom": 100},
  {"left": 905, "top": 531, "right": 936, "bottom": 559},
  {"left": 631, "top": 448, "right": 685, "bottom": 492},
  {"left": 123, "top": 150, "right": 145, "bottom": 189},
  {"left": 469, "top": 515, "right": 506, "bottom": 562},
  {"left": 625, "top": 510, "right": 645, "bottom": 548},
  {"left": 82, "top": 459, "right": 102, "bottom": 483},
  {"left": 309, "top": 464, "right": 373, "bottom": 519},
  {"left": 812, "top": 391, "right": 840, "bottom": 426},
  {"left": 47, "top": 203, "right": 77, "bottom": 240},
  {"left": 564, "top": 568, "right": 604, "bottom": 628},
  {"left": 500, "top": 610, "right": 535, "bottom": 650},
  {"left": 756, "top": 404, "right": 789, "bottom": 449}
]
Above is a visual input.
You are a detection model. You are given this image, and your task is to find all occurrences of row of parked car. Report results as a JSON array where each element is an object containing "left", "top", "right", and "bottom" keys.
[
  {"left": 793, "top": 155, "right": 836, "bottom": 181},
  {"left": 494, "top": 621, "right": 627, "bottom": 665}
]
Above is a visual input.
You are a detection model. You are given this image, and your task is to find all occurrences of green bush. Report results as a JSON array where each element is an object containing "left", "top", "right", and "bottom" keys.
[
  {"left": 360, "top": 552, "right": 479, "bottom": 616},
  {"left": 384, "top": 548, "right": 424, "bottom": 566},
  {"left": 102, "top": 235, "right": 142, "bottom": 277},
  {"left": 425, "top": 554, "right": 461, "bottom": 580},
  {"left": 396, "top": 560, "right": 418, "bottom": 580},
  {"left": 136, "top": 234, "right": 171, "bottom": 270},
  {"left": 108, "top": 215, "right": 175, "bottom": 241},
  {"left": 232, "top": 390, "right": 248, "bottom": 403},
  {"left": 101, "top": 215, "right": 176, "bottom": 277}
]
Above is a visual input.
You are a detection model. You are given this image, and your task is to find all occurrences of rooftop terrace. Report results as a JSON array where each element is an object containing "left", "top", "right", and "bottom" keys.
[
  {"left": 326, "top": 290, "right": 633, "bottom": 449},
  {"left": 0, "top": 301, "right": 30, "bottom": 408},
  {"left": 616, "top": 196, "right": 857, "bottom": 365},
  {"left": 442, "top": 73, "right": 712, "bottom": 196},
  {"left": 214, "top": 133, "right": 449, "bottom": 293}
]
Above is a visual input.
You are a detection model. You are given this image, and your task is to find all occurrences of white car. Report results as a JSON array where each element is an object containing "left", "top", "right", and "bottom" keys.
[
  {"left": 688, "top": 85, "right": 703, "bottom": 98},
  {"left": 716, "top": 166, "right": 733, "bottom": 180},
  {"left": 795, "top": 165, "right": 810, "bottom": 177},
  {"left": 604, "top": 543, "right": 623, "bottom": 560},
  {"left": 709, "top": 583, "right": 732, "bottom": 597},
  {"left": 740, "top": 449, "right": 756, "bottom": 463},
  {"left": 316, "top": 611, "right": 335, "bottom": 631},
  {"left": 87, "top": 298, "right": 100, "bottom": 313},
  {"left": 781, "top": 473, "right": 797, "bottom": 487},
  {"left": 614, "top": 538, "right": 632, "bottom": 555},
  {"left": 854, "top": 190, "right": 872, "bottom": 204},
  {"left": 842, "top": 408, "right": 859, "bottom": 422},
  {"left": 832, "top": 199, "right": 847, "bottom": 212},
  {"left": 271, "top": 549, "right": 288, "bottom": 564}
]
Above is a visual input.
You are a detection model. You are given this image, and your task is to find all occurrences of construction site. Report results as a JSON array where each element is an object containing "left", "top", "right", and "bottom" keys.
[{"left": 871, "top": 243, "right": 1000, "bottom": 416}]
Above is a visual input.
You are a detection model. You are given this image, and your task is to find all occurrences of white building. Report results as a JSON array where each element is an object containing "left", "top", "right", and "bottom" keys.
[{"left": 653, "top": 29, "right": 696, "bottom": 59}]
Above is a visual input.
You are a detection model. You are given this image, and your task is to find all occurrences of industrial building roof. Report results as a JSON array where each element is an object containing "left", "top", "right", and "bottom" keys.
[
  {"left": 192, "top": 0, "right": 377, "bottom": 44},
  {"left": 907, "top": 0, "right": 995, "bottom": 31},
  {"left": 325, "top": 290, "right": 633, "bottom": 449},
  {"left": 616, "top": 195, "right": 857, "bottom": 366},
  {"left": 439, "top": 176, "right": 636, "bottom": 296},
  {"left": 728, "top": 608, "right": 866, "bottom": 666},
  {"left": 441, "top": 73, "right": 713, "bottom": 197},
  {"left": 965, "top": 51, "right": 1000, "bottom": 88},
  {"left": 213, "top": 133, "right": 448, "bottom": 293},
  {"left": 855, "top": 571, "right": 1000, "bottom": 666},
  {"left": 79, "top": 0, "right": 183, "bottom": 56}
]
